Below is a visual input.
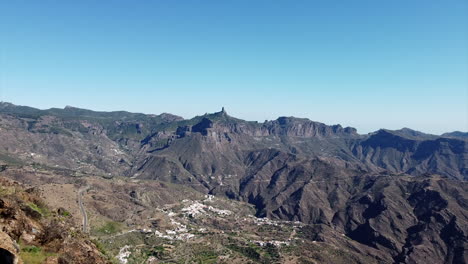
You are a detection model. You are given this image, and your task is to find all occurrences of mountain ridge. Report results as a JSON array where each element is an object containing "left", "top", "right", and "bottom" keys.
[
  {"left": 0, "top": 102, "right": 467, "bottom": 263},
  {"left": 0, "top": 102, "right": 466, "bottom": 180},
  {"left": 4, "top": 101, "right": 463, "bottom": 137}
]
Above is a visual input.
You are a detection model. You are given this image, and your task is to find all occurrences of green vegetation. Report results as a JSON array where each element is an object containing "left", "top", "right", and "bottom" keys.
[
  {"left": 193, "top": 251, "right": 218, "bottom": 264},
  {"left": 0, "top": 186, "right": 15, "bottom": 196},
  {"left": 94, "top": 221, "right": 123, "bottom": 235},
  {"left": 91, "top": 239, "right": 107, "bottom": 255},
  {"left": 59, "top": 210, "right": 71, "bottom": 217},
  {"left": 227, "top": 244, "right": 261, "bottom": 260},
  {"left": 27, "top": 202, "right": 50, "bottom": 217},
  {"left": 263, "top": 243, "right": 280, "bottom": 263},
  {"left": 20, "top": 245, "right": 56, "bottom": 264},
  {"left": 22, "top": 245, "right": 41, "bottom": 253},
  {"left": 91, "top": 239, "right": 120, "bottom": 264},
  {"left": 148, "top": 245, "right": 165, "bottom": 257}
]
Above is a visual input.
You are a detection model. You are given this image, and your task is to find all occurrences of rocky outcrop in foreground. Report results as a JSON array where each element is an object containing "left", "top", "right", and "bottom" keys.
[{"left": 0, "top": 177, "right": 109, "bottom": 264}]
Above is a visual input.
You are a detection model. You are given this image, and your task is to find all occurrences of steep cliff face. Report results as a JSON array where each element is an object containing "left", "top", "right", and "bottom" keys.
[
  {"left": 171, "top": 113, "right": 358, "bottom": 139},
  {"left": 260, "top": 116, "right": 358, "bottom": 138}
]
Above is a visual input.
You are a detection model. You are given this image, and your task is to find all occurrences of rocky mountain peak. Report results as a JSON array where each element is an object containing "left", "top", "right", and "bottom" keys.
[{"left": 191, "top": 117, "right": 214, "bottom": 136}]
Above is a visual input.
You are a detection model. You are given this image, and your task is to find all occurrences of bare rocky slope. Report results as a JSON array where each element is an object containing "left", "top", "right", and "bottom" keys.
[
  {"left": 0, "top": 176, "right": 109, "bottom": 264},
  {"left": 0, "top": 102, "right": 467, "bottom": 263}
]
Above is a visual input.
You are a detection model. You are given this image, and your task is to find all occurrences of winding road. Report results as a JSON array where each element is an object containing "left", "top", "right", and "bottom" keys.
[{"left": 78, "top": 186, "right": 90, "bottom": 233}]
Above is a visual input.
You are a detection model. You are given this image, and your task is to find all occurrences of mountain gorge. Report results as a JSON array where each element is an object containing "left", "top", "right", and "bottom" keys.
[{"left": 0, "top": 102, "right": 466, "bottom": 264}]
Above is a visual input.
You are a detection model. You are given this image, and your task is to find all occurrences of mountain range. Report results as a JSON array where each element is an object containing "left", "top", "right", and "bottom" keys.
[{"left": 0, "top": 102, "right": 466, "bottom": 264}]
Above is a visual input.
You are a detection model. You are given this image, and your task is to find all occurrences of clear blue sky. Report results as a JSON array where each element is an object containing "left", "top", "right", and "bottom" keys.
[{"left": 1, "top": 0, "right": 467, "bottom": 134}]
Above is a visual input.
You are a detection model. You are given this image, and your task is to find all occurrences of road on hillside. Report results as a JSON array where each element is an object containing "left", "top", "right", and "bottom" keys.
[{"left": 78, "top": 186, "right": 90, "bottom": 233}]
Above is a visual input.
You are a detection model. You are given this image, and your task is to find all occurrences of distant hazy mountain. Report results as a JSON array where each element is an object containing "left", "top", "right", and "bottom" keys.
[
  {"left": 390, "top": 127, "right": 438, "bottom": 140},
  {"left": 442, "top": 131, "right": 468, "bottom": 140}
]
